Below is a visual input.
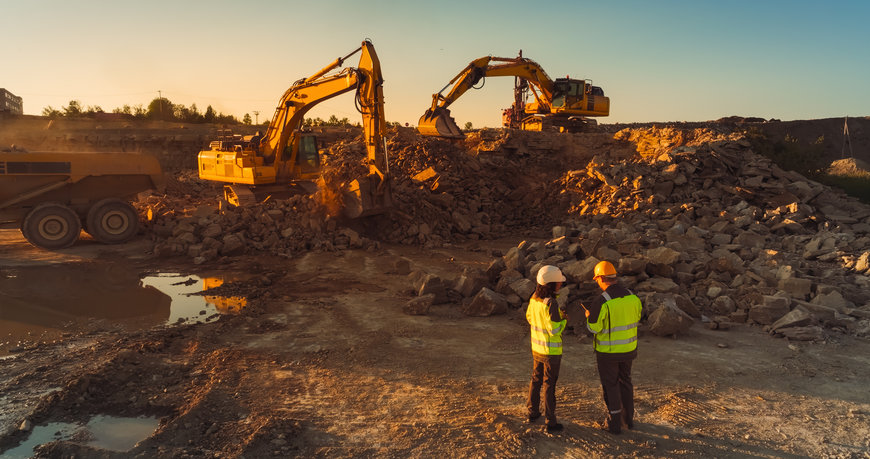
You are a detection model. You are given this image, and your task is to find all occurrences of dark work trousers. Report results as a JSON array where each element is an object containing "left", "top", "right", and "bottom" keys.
[
  {"left": 596, "top": 355, "right": 634, "bottom": 425},
  {"left": 527, "top": 353, "right": 562, "bottom": 426}
]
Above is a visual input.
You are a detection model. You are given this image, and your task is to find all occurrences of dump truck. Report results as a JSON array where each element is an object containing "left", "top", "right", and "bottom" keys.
[{"left": 0, "top": 149, "right": 164, "bottom": 249}]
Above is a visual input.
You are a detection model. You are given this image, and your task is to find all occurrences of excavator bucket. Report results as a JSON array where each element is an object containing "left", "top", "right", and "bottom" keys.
[
  {"left": 342, "top": 173, "right": 392, "bottom": 219},
  {"left": 417, "top": 108, "right": 464, "bottom": 139}
]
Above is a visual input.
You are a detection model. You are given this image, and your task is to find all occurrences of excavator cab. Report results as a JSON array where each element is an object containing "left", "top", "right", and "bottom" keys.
[{"left": 294, "top": 134, "right": 321, "bottom": 174}]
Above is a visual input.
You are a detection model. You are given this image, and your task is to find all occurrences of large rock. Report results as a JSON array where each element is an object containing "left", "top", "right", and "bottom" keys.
[
  {"left": 647, "top": 304, "right": 694, "bottom": 337},
  {"left": 485, "top": 257, "right": 506, "bottom": 282},
  {"left": 711, "top": 296, "right": 737, "bottom": 315},
  {"left": 509, "top": 278, "right": 536, "bottom": 301},
  {"left": 418, "top": 274, "right": 448, "bottom": 304},
  {"left": 455, "top": 272, "right": 487, "bottom": 298},
  {"left": 749, "top": 295, "right": 791, "bottom": 324},
  {"left": 635, "top": 277, "right": 679, "bottom": 293},
  {"left": 811, "top": 290, "right": 855, "bottom": 311},
  {"left": 220, "top": 234, "right": 246, "bottom": 256},
  {"left": 560, "top": 257, "right": 600, "bottom": 283},
  {"left": 463, "top": 288, "right": 507, "bottom": 316},
  {"left": 778, "top": 277, "right": 812, "bottom": 300},
  {"left": 403, "top": 294, "right": 435, "bottom": 315},
  {"left": 771, "top": 305, "right": 815, "bottom": 331},
  {"left": 504, "top": 246, "right": 527, "bottom": 275},
  {"left": 645, "top": 246, "right": 681, "bottom": 265}
]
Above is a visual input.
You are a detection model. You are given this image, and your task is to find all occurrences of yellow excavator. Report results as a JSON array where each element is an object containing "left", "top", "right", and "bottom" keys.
[
  {"left": 197, "top": 40, "right": 391, "bottom": 218},
  {"left": 418, "top": 52, "right": 609, "bottom": 138}
]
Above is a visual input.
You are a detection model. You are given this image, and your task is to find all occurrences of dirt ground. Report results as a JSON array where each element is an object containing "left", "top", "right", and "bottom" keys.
[
  {"left": 1, "top": 227, "right": 869, "bottom": 459},
  {"left": 3, "top": 115, "right": 870, "bottom": 458}
]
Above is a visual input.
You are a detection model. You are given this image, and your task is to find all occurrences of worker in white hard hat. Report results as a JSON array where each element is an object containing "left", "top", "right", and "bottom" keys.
[
  {"left": 526, "top": 265, "right": 568, "bottom": 433},
  {"left": 585, "top": 260, "right": 642, "bottom": 434}
]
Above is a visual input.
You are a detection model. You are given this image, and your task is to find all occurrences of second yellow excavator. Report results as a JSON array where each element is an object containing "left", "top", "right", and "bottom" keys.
[
  {"left": 418, "top": 52, "right": 610, "bottom": 138},
  {"left": 197, "top": 40, "right": 391, "bottom": 218}
]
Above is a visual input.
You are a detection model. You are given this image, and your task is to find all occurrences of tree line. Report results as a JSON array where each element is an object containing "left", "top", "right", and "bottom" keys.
[
  {"left": 40, "top": 97, "right": 418, "bottom": 129},
  {"left": 41, "top": 97, "right": 253, "bottom": 125}
]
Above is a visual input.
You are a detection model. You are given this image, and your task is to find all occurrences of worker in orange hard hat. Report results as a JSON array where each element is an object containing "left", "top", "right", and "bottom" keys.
[
  {"left": 526, "top": 265, "right": 568, "bottom": 433},
  {"left": 583, "top": 260, "right": 642, "bottom": 434}
]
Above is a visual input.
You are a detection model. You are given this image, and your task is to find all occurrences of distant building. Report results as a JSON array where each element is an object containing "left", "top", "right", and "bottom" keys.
[{"left": 0, "top": 88, "right": 23, "bottom": 114}]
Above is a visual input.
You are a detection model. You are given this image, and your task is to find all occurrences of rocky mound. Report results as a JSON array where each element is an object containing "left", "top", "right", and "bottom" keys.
[{"left": 138, "top": 125, "right": 870, "bottom": 332}]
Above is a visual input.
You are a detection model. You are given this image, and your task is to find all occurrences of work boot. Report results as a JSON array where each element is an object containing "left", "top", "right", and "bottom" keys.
[
  {"left": 607, "top": 415, "right": 621, "bottom": 434},
  {"left": 545, "top": 423, "right": 563, "bottom": 433},
  {"left": 527, "top": 413, "right": 541, "bottom": 424}
]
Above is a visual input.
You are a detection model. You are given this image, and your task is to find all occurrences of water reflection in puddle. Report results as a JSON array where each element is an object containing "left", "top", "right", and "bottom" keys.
[
  {"left": 1, "top": 415, "right": 159, "bottom": 458},
  {"left": 0, "top": 263, "right": 247, "bottom": 355},
  {"left": 139, "top": 273, "right": 248, "bottom": 324}
]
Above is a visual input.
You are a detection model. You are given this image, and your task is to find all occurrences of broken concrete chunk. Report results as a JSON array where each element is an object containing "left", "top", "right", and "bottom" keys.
[{"left": 770, "top": 305, "right": 815, "bottom": 331}]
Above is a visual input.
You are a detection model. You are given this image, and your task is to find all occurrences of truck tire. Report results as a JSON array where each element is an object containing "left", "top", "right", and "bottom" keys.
[
  {"left": 21, "top": 202, "right": 82, "bottom": 249},
  {"left": 86, "top": 198, "right": 139, "bottom": 244}
]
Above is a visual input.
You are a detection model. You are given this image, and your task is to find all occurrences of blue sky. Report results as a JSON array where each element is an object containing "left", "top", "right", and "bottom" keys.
[{"left": 3, "top": 0, "right": 869, "bottom": 127}]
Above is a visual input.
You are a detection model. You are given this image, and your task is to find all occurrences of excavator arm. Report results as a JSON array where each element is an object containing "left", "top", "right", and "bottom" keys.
[
  {"left": 418, "top": 55, "right": 609, "bottom": 138},
  {"left": 197, "top": 40, "right": 390, "bottom": 217},
  {"left": 418, "top": 56, "right": 556, "bottom": 138}
]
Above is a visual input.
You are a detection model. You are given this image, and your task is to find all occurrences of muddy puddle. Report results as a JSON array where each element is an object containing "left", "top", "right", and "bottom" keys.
[
  {"left": 2, "top": 414, "right": 159, "bottom": 458},
  {"left": 0, "top": 262, "right": 246, "bottom": 356}
]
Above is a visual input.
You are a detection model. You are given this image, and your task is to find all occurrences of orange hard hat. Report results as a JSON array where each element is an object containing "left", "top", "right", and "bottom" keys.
[{"left": 593, "top": 261, "right": 617, "bottom": 279}]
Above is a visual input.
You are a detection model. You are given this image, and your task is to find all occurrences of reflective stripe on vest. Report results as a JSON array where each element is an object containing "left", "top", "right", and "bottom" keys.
[
  {"left": 588, "top": 289, "right": 641, "bottom": 354},
  {"left": 526, "top": 296, "right": 566, "bottom": 356}
]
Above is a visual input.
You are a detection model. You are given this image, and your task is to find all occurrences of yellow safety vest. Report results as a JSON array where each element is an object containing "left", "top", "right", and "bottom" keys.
[
  {"left": 526, "top": 296, "right": 566, "bottom": 356},
  {"left": 587, "top": 290, "right": 641, "bottom": 354}
]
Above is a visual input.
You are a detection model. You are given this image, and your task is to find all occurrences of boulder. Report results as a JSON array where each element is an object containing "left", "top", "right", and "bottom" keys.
[
  {"left": 455, "top": 273, "right": 487, "bottom": 298},
  {"left": 403, "top": 294, "right": 435, "bottom": 315},
  {"left": 749, "top": 295, "right": 791, "bottom": 324},
  {"left": 711, "top": 296, "right": 737, "bottom": 315},
  {"left": 647, "top": 304, "right": 694, "bottom": 337},
  {"left": 645, "top": 246, "right": 681, "bottom": 265},
  {"left": 418, "top": 274, "right": 448, "bottom": 304},
  {"left": 771, "top": 305, "right": 815, "bottom": 331},
  {"left": 560, "top": 257, "right": 600, "bottom": 283},
  {"left": 509, "top": 278, "right": 536, "bottom": 301},
  {"left": 463, "top": 288, "right": 507, "bottom": 316},
  {"left": 778, "top": 277, "right": 812, "bottom": 300},
  {"left": 220, "top": 234, "right": 245, "bottom": 256},
  {"left": 635, "top": 277, "right": 680, "bottom": 293}
]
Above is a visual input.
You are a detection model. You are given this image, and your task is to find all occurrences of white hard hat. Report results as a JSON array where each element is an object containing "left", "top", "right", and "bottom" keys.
[{"left": 536, "top": 265, "right": 566, "bottom": 285}]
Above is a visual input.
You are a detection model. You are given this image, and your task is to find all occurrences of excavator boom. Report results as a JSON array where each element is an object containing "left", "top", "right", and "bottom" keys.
[
  {"left": 197, "top": 40, "right": 391, "bottom": 218},
  {"left": 418, "top": 54, "right": 609, "bottom": 138}
]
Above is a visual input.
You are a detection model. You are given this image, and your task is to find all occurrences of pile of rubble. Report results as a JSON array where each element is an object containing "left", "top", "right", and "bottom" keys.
[
  {"left": 139, "top": 125, "right": 870, "bottom": 341},
  {"left": 401, "top": 131, "right": 870, "bottom": 342},
  {"left": 139, "top": 127, "right": 576, "bottom": 259}
]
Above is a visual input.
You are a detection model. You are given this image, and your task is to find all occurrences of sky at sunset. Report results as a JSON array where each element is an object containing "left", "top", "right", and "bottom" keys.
[{"left": 3, "top": 0, "right": 869, "bottom": 128}]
